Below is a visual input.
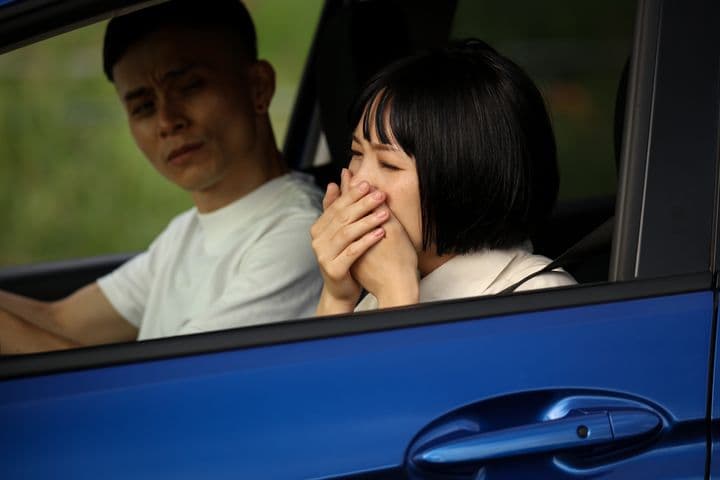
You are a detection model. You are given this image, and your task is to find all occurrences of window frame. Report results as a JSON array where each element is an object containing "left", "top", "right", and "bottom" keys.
[
  {"left": 0, "top": 0, "right": 156, "bottom": 55},
  {"left": 611, "top": 0, "right": 720, "bottom": 281}
]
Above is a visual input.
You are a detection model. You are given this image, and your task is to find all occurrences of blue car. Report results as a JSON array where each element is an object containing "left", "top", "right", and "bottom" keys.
[{"left": 1, "top": 0, "right": 719, "bottom": 478}]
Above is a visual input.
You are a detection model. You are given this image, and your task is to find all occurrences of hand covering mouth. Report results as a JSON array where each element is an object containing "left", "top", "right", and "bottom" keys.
[{"left": 167, "top": 141, "right": 204, "bottom": 163}]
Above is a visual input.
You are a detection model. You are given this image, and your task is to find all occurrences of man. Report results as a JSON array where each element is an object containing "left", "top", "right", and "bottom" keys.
[{"left": 0, "top": 0, "right": 323, "bottom": 353}]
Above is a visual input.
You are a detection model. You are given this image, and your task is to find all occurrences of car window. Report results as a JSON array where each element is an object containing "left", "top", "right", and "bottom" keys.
[
  {"left": 0, "top": 0, "right": 323, "bottom": 267},
  {"left": 451, "top": 0, "right": 636, "bottom": 201}
]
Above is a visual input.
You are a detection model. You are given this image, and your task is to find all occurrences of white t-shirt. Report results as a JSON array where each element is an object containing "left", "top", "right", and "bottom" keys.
[
  {"left": 98, "top": 172, "right": 323, "bottom": 340},
  {"left": 355, "top": 246, "right": 576, "bottom": 311}
]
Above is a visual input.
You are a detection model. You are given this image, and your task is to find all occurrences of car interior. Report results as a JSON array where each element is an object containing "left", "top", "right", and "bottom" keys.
[
  {"left": 0, "top": 0, "right": 634, "bottom": 316},
  {"left": 299, "top": 0, "right": 629, "bottom": 287}
]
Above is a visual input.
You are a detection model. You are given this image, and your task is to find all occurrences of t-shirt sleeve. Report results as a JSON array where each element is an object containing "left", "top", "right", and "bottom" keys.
[
  {"left": 97, "top": 235, "right": 163, "bottom": 328},
  {"left": 176, "top": 213, "right": 323, "bottom": 335}
]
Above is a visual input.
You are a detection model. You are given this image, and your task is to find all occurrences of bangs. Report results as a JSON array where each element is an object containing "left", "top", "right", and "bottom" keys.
[
  {"left": 349, "top": 56, "right": 420, "bottom": 158},
  {"left": 360, "top": 88, "right": 401, "bottom": 148}
]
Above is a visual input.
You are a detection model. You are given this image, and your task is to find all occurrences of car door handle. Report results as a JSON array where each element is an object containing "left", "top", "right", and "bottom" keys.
[{"left": 412, "top": 408, "right": 661, "bottom": 469}]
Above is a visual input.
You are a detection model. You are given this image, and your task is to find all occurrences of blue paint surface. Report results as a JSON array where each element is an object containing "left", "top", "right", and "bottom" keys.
[
  {"left": 709, "top": 293, "right": 720, "bottom": 479},
  {"left": 0, "top": 292, "right": 713, "bottom": 479}
]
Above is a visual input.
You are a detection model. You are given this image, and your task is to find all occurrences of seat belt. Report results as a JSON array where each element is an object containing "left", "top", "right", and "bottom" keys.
[{"left": 499, "top": 216, "right": 615, "bottom": 294}]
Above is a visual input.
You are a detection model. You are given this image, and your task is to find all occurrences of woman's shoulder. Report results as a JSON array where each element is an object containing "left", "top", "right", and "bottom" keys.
[{"left": 507, "top": 251, "right": 577, "bottom": 292}]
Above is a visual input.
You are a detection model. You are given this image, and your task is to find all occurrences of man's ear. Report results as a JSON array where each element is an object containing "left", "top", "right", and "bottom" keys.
[{"left": 249, "top": 60, "right": 276, "bottom": 115}]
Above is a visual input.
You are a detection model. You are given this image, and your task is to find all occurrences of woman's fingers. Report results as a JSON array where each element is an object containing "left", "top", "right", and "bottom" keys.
[
  {"left": 313, "top": 182, "right": 386, "bottom": 236},
  {"left": 314, "top": 207, "right": 389, "bottom": 262},
  {"left": 331, "top": 207, "right": 389, "bottom": 250},
  {"left": 323, "top": 183, "right": 340, "bottom": 210},
  {"left": 340, "top": 167, "right": 350, "bottom": 194},
  {"left": 327, "top": 227, "right": 386, "bottom": 279},
  {"left": 337, "top": 169, "right": 370, "bottom": 206},
  {"left": 327, "top": 189, "right": 385, "bottom": 236}
]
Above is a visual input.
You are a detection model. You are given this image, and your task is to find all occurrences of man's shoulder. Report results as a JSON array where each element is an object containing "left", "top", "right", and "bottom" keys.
[
  {"left": 153, "top": 206, "right": 199, "bottom": 242},
  {"left": 262, "top": 171, "right": 322, "bottom": 219},
  {"left": 276, "top": 171, "right": 322, "bottom": 209}
]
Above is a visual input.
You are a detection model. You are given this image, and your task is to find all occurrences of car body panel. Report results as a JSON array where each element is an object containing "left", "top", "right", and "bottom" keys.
[
  {"left": 709, "top": 302, "right": 720, "bottom": 478},
  {"left": 0, "top": 291, "right": 712, "bottom": 478}
]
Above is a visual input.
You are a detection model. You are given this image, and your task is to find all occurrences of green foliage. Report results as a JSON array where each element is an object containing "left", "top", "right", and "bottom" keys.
[
  {"left": 453, "top": 0, "right": 636, "bottom": 200},
  {"left": 0, "top": 1, "right": 323, "bottom": 267}
]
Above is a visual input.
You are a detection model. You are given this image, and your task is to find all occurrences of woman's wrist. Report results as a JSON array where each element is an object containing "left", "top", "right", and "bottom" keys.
[
  {"left": 376, "top": 275, "right": 419, "bottom": 309},
  {"left": 316, "top": 287, "right": 359, "bottom": 316}
]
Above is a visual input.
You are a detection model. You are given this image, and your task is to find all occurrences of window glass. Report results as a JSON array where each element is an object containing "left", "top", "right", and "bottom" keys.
[
  {"left": 0, "top": 0, "right": 323, "bottom": 267},
  {"left": 451, "top": 0, "right": 636, "bottom": 200}
]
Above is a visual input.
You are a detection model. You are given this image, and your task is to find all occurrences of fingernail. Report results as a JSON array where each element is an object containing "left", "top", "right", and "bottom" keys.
[
  {"left": 372, "top": 191, "right": 383, "bottom": 200},
  {"left": 373, "top": 228, "right": 385, "bottom": 237},
  {"left": 376, "top": 209, "right": 388, "bottom": 219},
  {"left": 358, "top": 182, "right": 369, "bottom": 193}
]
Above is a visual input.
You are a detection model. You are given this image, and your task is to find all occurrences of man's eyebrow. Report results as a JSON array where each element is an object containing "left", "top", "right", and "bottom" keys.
[
  {"left": 161, "top": 63, "right": 199, "bottom": 83},
  {"left": 122, "top": 64, "right": 201, "bottom": 103},
  {"left": 123, "top": 87, "right": 152, "bottom": 104}
]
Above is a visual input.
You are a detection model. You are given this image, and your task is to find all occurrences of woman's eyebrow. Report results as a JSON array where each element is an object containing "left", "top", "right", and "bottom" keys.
[
  {"left": 371, "top": 142, "right": 400, "bottom": 152},
  {"left": 352, "top": 134, "right": 400, "bottom": 152}
]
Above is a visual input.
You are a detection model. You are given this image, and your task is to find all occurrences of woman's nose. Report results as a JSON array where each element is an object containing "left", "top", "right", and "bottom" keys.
[{"left": 349, "top": 162, "right": 378, "bottom": 188}]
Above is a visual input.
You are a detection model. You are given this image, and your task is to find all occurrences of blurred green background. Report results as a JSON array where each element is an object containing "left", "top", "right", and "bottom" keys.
[
  {"left": 453, "top": 0, "right": 636, "bottom": 200},
  {"left": 0, "top": 0, "right": 635, "bottom": 268},
  {"left": 0, "top": 0, "right": 324, "bottom": 266}
]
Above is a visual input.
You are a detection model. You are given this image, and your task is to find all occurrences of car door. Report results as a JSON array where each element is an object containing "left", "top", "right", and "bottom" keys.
[
  {"left": 0, "top": 278, "right": 713, "bottom": 480},
  {"left": 1, "top": 0, "right": 719, "bottom": 479}
]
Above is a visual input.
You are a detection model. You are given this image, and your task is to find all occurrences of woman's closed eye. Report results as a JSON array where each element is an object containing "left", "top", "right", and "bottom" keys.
[
  {"left": 348, "top": 149, "right": 363, "bottom": 163},
  {"left": 380, "top": 160, "right": 401, "bottom": 171}
]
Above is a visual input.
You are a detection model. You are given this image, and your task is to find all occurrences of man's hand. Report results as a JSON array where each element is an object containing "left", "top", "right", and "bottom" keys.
[
  {"left": 0, "top": 309, "right": 79, "bottom": 355},
  {"left": 0, "top": 283, "right": 137, "bottom": 355}
]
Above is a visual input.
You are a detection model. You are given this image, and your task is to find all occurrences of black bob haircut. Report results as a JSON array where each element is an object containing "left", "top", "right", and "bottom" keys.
[
  {"left": 103, "top": 0, "right": 257, "bottom": 82},
  {"left": 350, "top": 39, "right": 559, "bottom": 255}
]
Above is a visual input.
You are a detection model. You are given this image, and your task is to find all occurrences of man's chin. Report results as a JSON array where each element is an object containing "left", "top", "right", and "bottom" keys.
[
  {"left": 178, "top": 178, "right": 220, "bottom": 193},
  {"left": 161, "top": 166, "right": 220, "bottom": 192}
]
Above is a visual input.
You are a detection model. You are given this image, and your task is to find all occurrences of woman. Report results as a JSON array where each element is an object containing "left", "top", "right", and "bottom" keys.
[{"left": 311, "top": 40, "right": 575, "bottom": 315}]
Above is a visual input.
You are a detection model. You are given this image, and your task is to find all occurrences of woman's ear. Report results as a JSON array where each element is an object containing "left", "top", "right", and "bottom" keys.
[{"left": 249, "top": 60, "right": 276, "bottom": 115}]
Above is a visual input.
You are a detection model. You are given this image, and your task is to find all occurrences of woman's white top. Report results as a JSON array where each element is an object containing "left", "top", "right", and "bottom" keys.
[{"left": 355, "top": 245, "right": 577, "bottom": 311}]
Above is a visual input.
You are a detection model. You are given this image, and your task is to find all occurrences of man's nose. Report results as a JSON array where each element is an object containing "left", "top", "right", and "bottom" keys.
[{"left": 157, "top": 99, "right": 188, "bottom": 137}]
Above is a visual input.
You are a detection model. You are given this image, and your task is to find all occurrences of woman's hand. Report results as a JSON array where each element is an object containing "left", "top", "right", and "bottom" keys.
[
  {"left": 350, "top": 207, "right": 419, "bottom": 308},
  {"left": 311, "top": 169, "right": 390, "bottom": 315}
]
